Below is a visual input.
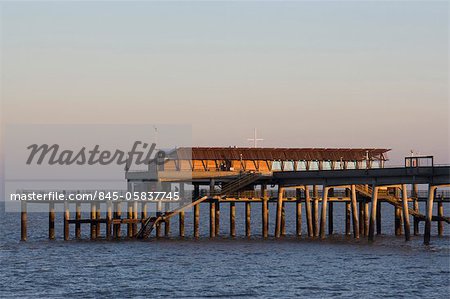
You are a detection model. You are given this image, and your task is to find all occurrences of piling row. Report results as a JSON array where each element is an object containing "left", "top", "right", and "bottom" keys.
[{"left": 19, "top": 183, "right": 449, "bottom": 245}]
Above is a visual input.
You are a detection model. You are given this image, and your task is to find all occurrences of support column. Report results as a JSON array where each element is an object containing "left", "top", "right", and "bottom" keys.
[
  {"left": 210, "top": 200, "right": 216, "bottom": 238},
  {"left": 402, "top": 184, "right": 411, "bottom": 241},
  {"left": 246, "top": 202, "right": 251, "bottom": 237},
  {"left": 49, "top": 202, "right": 56, "bottom": 240},
  {"left": 96, "top": 202, "right": 101, "bottom": 238},
  {"left": 64, "top": 202, "right": 70, "bottom": 241},
  {"left": 413, "top": 184, "right": 420, "bottom": 236},
  {"left": 376, "top": 201, "right": 381, "bottom": 235},
  {"left": 351, "top": 185, "right": 360, "bottom": 239},
  {"left": 141, "top": 202, "right": 148, "bottom": 228},
  {"left": 179, "top": 211, "right": 185, "bottom": 237},
  {"left": 424, "top": 185, "right": 436, "bottom": 245},
  {"left": 275, "top": 186, "right": 284, "bottom": 238},
  {"left": 368, "top": 186, "right": 379, "bottom": 241},
  {"left": 261, "top": 185, "right": 269, "bottom": 238},
  {"left": 319, "top": 186, "right": 329, "bottom": 239},
  {"left": 106, "top": 201, "right": 112, "bottom": 240},
  {"left": 364, "top": 201, "right": 369, "bottom": 236},
  {"left": 127, "top": 202, "right": 133, "bottom": 238},
  {"left": 305, "top": 185, "right": 313, "bottom": 237},
  {"left": 281, "top": 202, "right": 286, "bottom": 237},
  {"left": 132, "top": 201, "right": 138, "bottom": 237},
  {"left": 345, "top": 202, "right": 351, "bottom": 236},
  {"left": 313, "top": 185, "right": 319, "bottom": 237},
  {"left": 215, "top": 200, "right": 220, "bottom": 236},
  {"left": 194, "top": 203, "right": 200, "bottom": 238},
  {"left": 21, "top": 201, "right": 27, "bottom": 241},
  {"left": 230, "top": 201, "right": 236, "bottom": 237},
  {"left": 359, "top": 201, "right": 365, "bottom": 236},
  {"left": 75, "top": 202, "right": 81, "bottom": 239},
  {"left": 113, "top": 202, "right": 122, "bottom": 239},
  {"left": 328, "top": 202, "right": 334, "bottom": 235},
  {"left": 296, "top": 188, "right": 302, "bottom": 237},
  {"left": 90, "top": 202, "right": 96, "bottom": 240},
  {"left": 194, "top": 184, "right": 200, "bottom": 238},
  {"left": 156, "top": 201, "right": 162, "bottom": 238},
  {"left": 179, "top": 184, "right": 184, "bottom": 238},
  {"left": 438, "top": 201, "right": 443, "bottom": 237},
  {"left": 395, "top": 207, "right": 402, "bottom": 236},
  {"left": 164, "top": 202, "right": 170, "bottom": 237}
]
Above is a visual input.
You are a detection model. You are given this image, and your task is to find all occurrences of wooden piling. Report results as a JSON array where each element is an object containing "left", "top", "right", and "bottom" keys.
[
  {"left": 156, "top": 201, "right": 162, "bottom": 238},
  {"left": 345, "top": 202, "right": 351, "bottom": 236},
  {"left": 319, "top": 186, "right": 329, "bottom": 239},
  {"left": 179, "top": 210, "right": 185, "bottom": 237},
  {"left": 90, "top": 202, "right": 96, "bottom": 240},
  {"left": 262, "top": 185, "right": 269, "bottom": 238},
  {"left": 296, "top": 188, "right": 302, "bottom": 237},
  {"left": 413, "top": 184, "right": 419, "bottom": 236},
  {"left": 395, "top": 207, "right": 402, "bottom": 236},
  {"left": 113, "top": 202, "right": 122, "bottom": 239},
  {"left": 179, "top": 183, "right": 185, "bottom": 238},
  {"left": 368, "top": 186, "right": 379, "bottom": 241},
  {"left": 275, "top": 186, "right": 283, "bottom": 238},
  {"left": 133, "top": 201, "right": 139, "bottom": 237},
  {"left": 194, "top": 184, "right": 200, "bottom": 238},
  {"left": 127, "top": 202, "right": 133, "bottom": 238},
  {"left": 438, "top": 201, "right": 443, "bottom": 236},
  {"left": 313, "top": 185, "right": 319, "bottom": 237},
  {"left": 424, "top": 185, "right": 436, "bottom": 245},
  {"left": 210, "top": 201, "right": 216, "bottom": 238},
  {"left": 106, "top": 201, "right": 112, "bottom": 239},
  {"left": 376, "top": 201, "right": 381, "bottom": 235},
  {"left": 194, "top": 203, "right": 200, "bottom": 238},
  {"left": 215, "top": 200, "right": 220, "bottom": 236},
  {"left": 246, "top": 202, "right": 251, "bottom": 237},
  {"left": 304, "top": 185, "right": 313, "bottom": 237},
  {"left": 21, "top": 201, "right": 27, "bottom": 241},
  {"left": 364, "top": 201, "right": 369, "bottom": 237},
  {"left": 75, "top": 202, "right": 81, "bottom": 239},
  {"left": 328, "top": 202, "right": 333, "bottom": 235},
  {"left": 350, "top": 185, "right": 359, "bottom": 239},
  {"left": 49, "top": 202, "right": 56, "bottom": 240},
  {"left": 96, "top": 202, "right": 101, "bottom": 238},
  {"left": 164, "top": 202, "right": 170, "bottom": 237},
  {"left": 230, "top": 201, "right": 236, "bottom": 237},
  {"left": 64, "top": 202, "right": 70, "bottom": 241},
  {"left": 141, "top": 202, "right": 148, "bottom": 226},
  {"left": 402, "top": 184, "right": 411, "bottom": 241},
  {"left": 359, "top": 201, "right": 365, "bottom": 236}
]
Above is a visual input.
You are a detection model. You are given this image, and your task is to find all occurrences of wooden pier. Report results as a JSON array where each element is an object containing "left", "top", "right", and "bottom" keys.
[{"left": 17, "top": 148, "right": 450, "bottom": 245}]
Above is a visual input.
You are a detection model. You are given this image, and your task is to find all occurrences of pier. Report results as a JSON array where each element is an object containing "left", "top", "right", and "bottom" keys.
[{"left": 18, "top": 148, "right": 450, "bottom": 245}]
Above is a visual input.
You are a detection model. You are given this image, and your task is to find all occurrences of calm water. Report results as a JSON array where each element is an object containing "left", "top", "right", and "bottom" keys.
[{"left": 1, "top": 202, "right": 449, "bottom": 298}]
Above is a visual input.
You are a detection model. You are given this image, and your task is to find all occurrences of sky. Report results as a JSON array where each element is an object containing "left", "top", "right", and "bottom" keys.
[{"left": 0, "top": 0, "right": 449, "bottom": 165}]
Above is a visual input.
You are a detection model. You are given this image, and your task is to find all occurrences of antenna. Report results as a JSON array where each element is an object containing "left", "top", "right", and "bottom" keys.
[{"left": 247, "top": 128, "right": 264, "bottom": 148}]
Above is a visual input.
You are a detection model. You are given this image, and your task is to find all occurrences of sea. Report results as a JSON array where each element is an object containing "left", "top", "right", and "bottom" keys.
[{"left": 1, "top": 202, "right": 449, "bottom": 298}]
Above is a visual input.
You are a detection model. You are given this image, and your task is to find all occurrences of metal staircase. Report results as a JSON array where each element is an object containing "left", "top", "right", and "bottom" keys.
[
  {"left": 216, "top": 172, "right": 261, "bottom": 197},
  {"left": 136, "top": 196, "right": 208, "bottom": 239}
]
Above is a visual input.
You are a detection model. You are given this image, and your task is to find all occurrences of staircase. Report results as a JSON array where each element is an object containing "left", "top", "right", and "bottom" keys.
[
  {"left": 354, "top": 185, "right": 450, "bottom": 223},
  {"left": 136, "top": 196, "right": 208, "bottom": 239},
  {"left": 216, "top": 172, "right": 261, "bottom": 197}
]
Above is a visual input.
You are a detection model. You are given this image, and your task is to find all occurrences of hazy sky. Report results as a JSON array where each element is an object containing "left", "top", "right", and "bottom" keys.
[{"left": 1, "top": 1, "right": 449, "bottom": 164}]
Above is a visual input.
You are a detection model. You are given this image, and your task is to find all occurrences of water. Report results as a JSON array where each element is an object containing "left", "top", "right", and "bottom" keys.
[{"left": 1, "top": 203, "right": 449, "bottom": 298}]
